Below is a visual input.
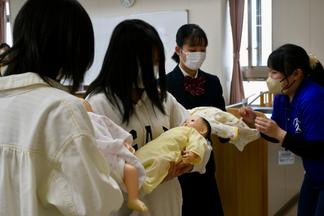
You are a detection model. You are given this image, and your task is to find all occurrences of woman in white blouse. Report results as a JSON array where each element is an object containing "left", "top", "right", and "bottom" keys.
[{"left": 0, "top": 0, "right": 123, "bottom": 215}]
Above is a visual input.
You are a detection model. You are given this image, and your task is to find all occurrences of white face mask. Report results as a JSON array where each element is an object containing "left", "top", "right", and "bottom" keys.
[
  {"left": 136, "top": 65, "right": 160, "bottom": 89},
  {"left": 153, "top": 65, "right": 159, "bottom": 79},
  {"left": 137, "top": 66, "right": 145, "bottom": 89},
  {"left": 0, "top": 65, "right": 7, "bottom": 76},
  {"left": 183, "top": 51, "right": 206, "bottom": 70}
]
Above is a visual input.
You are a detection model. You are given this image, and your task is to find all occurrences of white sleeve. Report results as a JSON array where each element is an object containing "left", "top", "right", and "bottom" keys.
[
  {"left": 88, "top": 112, "right": 133, "bottom": 145},
  {"left": 191, "top": 142, "right": 212, "bottom": 174},
  {"left": 86, "top": 93, "right": 122, "bottom": 125},
  {"left": 101, "top": 114, "right": 133, "bottom": 144},
  {"left": 166, "top": 93, "right": 189, "bottom": 128},
  {"left": 46, "top": 134, "right": 123, "bottom": 216}
]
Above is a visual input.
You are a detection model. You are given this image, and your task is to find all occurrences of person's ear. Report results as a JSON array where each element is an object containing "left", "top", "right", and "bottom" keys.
[
  {"left": 294, "top": 68, "right": 304, "bottom": 80},
  {"left": 175, "top": 46, "right": 181, "bottom": 56},
  {"left": 199, "top": 126, "right": 208, "bottom": 137}
]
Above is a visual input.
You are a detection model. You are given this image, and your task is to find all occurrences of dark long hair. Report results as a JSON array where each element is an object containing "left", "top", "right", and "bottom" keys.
[
  {"left": 0, "top": 43, "right": 10, "bottom": 70},
  {"left": 268, "top": 44, "right": 324, "bottom": 86},
  {"left": 172, "top": 24, "right": 208, "bottom": 63},
  {"left": 85, "top": 19, "right": 167, "bottom": 123},
  {"left": 1, "top": 0, "right": 94, "bottom": 93}
]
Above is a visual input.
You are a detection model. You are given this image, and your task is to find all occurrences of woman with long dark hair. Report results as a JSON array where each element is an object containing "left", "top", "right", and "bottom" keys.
[
  {"left": 86, "top": 19, "right": 211, "bottom": 216},
  {"left": 0, "top": 0, "right": 123, "bottom": 215}
]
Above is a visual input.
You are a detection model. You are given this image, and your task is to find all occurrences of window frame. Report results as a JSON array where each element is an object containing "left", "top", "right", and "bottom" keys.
[
  {"left": 242, "top": 66, "right": 268, "bottom": 81},
  {"left": 241, "top": 0, "right": 271, "bottom": 81}
]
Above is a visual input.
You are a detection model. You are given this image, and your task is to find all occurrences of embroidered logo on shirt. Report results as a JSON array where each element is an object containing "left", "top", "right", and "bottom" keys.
[{"left": 293, "top": 118, "right": 302, "bottom": 134}]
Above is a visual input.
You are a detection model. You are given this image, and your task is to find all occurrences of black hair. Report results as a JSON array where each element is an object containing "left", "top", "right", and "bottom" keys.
[
  {"left": 267, "top": 43, "right": 324, "bottom": 86},
  {"left": 1, "top": 0, "right": 94, "bottom": 93},
  {"left": 172, "top": 24, "right": 208, "bottom": 63},
  {"left": 200, "top": 116, "right": 212, "bottom": 143},
  {"left": 85, "top": 19, "right": 167, "bottom": 123},
  {"left": 0, "top": 43, "right": 10, "bottom": 69}
]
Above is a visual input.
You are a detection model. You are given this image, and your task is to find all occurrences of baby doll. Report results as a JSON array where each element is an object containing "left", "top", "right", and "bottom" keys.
[
  {"left": 189, "top": 106, "right": 260, "bottom": 151},
  {"left": 135, "top": 115, "right": 211, "bottom": 194},
  {"left": 82, "top": 100, "right": 148, "bottom": 212}
]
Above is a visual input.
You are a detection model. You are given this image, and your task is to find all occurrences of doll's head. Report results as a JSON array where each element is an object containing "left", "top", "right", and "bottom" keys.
[{"left": 183, "top": 115, "right": 211, "bottom": 140}]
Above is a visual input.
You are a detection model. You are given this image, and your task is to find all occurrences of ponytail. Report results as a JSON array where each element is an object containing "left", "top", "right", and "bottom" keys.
[{"left": 308, "top": 54, "right": 324, "bottom": 86}]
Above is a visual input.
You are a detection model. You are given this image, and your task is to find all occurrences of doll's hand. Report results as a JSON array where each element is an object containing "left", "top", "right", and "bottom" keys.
[
  {"left": 254, "top": 116, "right": 286, "bottom": 142},
  {"left": 239, "top": 106, "right": 256, "bottom": 128},
  {"left": 123, "top": 141, "right": 135, "bottom": 154}
]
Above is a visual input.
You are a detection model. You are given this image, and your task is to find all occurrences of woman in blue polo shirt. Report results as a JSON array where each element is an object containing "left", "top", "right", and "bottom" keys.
[{"left": 240, "top": 44, "right": 324, "bottom": 216}]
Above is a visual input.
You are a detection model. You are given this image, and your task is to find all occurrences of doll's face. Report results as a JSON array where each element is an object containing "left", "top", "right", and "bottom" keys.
[{"left": 183, "top": 115, "right": 208, "bottom": 137}]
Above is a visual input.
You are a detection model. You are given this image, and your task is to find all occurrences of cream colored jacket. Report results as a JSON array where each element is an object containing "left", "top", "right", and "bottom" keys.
[{"left": 0, "top": 73, "right": 123, "bottom": 216}]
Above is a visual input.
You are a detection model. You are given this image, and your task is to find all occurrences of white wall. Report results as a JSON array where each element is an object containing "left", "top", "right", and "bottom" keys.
[
  {"left": 273, "top": 0, "right": 324, "bottom": 63},
  {"left": 12, "top": 0, "right": 324, "bottom": 105},
  {"left": 9, "top": 0, "right": 26, "bottom": 23},
  {"left": 10, "top": 0, "right": 230, "bottom": 102},
  {"left": 80, "top": 0, "right": 229, "bottom": 100},
  {"left": 270, "top": 1, "right": 324, "bottom": 214}
]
